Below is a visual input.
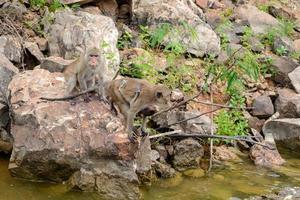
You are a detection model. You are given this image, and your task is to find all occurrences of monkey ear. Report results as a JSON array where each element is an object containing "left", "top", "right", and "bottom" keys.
[{"left": 156, "top": 91, "right": 163, "bottom": 98}]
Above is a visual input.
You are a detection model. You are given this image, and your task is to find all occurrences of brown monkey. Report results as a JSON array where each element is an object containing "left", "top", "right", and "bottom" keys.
[
  {"left": 104, "top": 77, "right": 172, "bottom": 139},
  {"left": 63, "top": 46, "right": 106, "bottom": 95},
  {"left": 41, "top": 47, "right": 106, "bottom": 101}
]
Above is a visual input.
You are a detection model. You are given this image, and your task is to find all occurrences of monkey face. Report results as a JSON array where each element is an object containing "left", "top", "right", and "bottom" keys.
[
  {"left": 88, "top": 54, "right": 99, "bottom": 68},
  {"left": 154, "top": 85, "right": 172, "bottom": 109}
]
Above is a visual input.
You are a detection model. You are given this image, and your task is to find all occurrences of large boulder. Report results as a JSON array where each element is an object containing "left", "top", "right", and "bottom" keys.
[
  {"left": 235, "top": 5, "right": 279, "bottom": 34},
  {"left": 263, "top": 118, "right": 300, "bottom": 152},
  {"left": 275, "top": 88, "right": 300, "bottom": 118},
  {"left": 132, "top": 0, "right": 220, "bottom": 57},
  {"left": 7, "top": 69, "right": 141, "bottom": 200},
  {"left": 47, "top": 9, "right": 119, "bottom": 79}
]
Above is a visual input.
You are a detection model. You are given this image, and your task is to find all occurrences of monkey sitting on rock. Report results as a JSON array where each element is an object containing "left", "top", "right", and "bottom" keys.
[{"left": 52, "top": 46, "right": 106, "bottom": 100}]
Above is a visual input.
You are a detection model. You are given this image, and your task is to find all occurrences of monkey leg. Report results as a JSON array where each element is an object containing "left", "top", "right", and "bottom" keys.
[{"left": 140, "top": 116, "right": 148, "bottom": 137}]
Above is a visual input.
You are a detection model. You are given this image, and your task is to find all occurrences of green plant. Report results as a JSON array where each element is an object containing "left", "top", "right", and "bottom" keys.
[
  {"left": 277, "top": 19, "right": 295, "bottom": 37},
  {"left": 117, "top": 31, "right": 133, "bottom": 49},
  {"left": 257, "top": 4, "right": 269, "bottom": 12},
  {"left": 215, "top": 18, "right": 233, "bottom": 49},
  {"left": 290, "top": 51, "right": 300, "bottom": 60},
  {"left": 29, "top": 0, "right": 46, "bottom": 8},
  {"left": 275, "top": 45, "right": 288, "bottom": 56},
  {"left": 241, "top": 26, "right": 253, "bottom": 48},
  {"left": 162, "top": 64, "right": 198, "bottom": 93},
  {"left": 259, "top": 56, "right": 276, "bottom": 76},
  {"left": 49, "top": 0, "right": 64, "bottom": 12}
]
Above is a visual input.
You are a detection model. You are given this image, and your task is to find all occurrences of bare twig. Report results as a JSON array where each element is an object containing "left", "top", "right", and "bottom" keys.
[
  {"left": 192, "top": 99, "right": 253, "bottom": 110},
  {"left": 208, "top": 88, "right": 214, "bottom": 173},
  {"left": 151, "top": 91, "right": 202, "bottom": 118},
  {"left": 149, "top": 131, "right": 275, "bottom": 150},
  {"left": 166, "top": 107, "right": 222, "bottom": 127}
]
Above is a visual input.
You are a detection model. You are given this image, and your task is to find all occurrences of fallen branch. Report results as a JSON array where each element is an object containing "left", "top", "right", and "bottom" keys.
[
  {"left": 151, "top": 91, "right": 202, "bottom": 118},
  {"left": 149, "top": 131, "right": 275, "bottom": 150},
  {"left": 192, "top": 99, "right": 253, "bottom": 110},
  {"left": 166, "top": 107, "right": 222, "bottom": 127}
]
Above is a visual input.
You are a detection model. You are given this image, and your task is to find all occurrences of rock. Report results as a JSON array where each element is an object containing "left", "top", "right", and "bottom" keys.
[
  {"left": 35, "top": 37, "right": 48, "bottom": 51},
  {"left": 69, "top": 162, "right": 140, "bottom": 200},
  {"left": 249, "top": 37, "right": 264, "bottom": 53},
  {"left": 81, "top": 6, "right": 101, "bottom": 15},
  {"left": 40, "top": 56, "right": 74, "bottom": 73},
  {"left": 294, "top": 39, "right": 300, "bottom": 52},
  {"left": 47, "top": 9, "right": 119, "bottom": 78},
  {"left": 0, "top": 53, "right": 19, "bottom": 99},
  {"left": 271, "top": 55, "right": 299, "bottom": 86},
  {"left": 213, "top": 145, "right": 238, "bottom": 161},
  {"left": 263, "top": 118, "right": 300, "bottom": 152},
  {"left": 244, "top": 111, "right": 265, "bottom": 133},
  {"left": 150, "top": 150, "right": 160, "bottom": 161},
  {"left": 173, "top": 138, "right": 204, "bottom": 171},
  {"left": 288, "top": 66, "right": 300, "bottom": 94},
  {"left": 132, "top": 0, "right": 220, "bottom": 57},
  {"left": 152, "top": 161, "right": 176, "bottom": 178},
  {"left": 135, "top": 136, "right": 151, "bottom": 175},
  {"left": 249, "top": 142, "right": 285, "bottom": 167},
  {"left": 195, "top": 0, "right": 208, "bottom": 9},
  {"left": 0, "top": 102, "right": 9, "bottom": 128},
  {"left": 178, "top": 111, "right": 216, "bottom": 134},
  {"left": 249, "top": 187, "right": 300, "bottom": 200},
  {"left": 24, "top": 42, "right": 45, "bottom": 63},
  {"left": 95, "top": 0, "right": 119, "bottom": 20},
  {"left": 269, "top": 5, "right": 295, "bottom": 21},
  {"left": 7, "top": 69, "right": 140, "bottom": 199},
  {"left": 2, "top": 1, "right": 27, "bottom": 18},
  {"left": 0, "top": 35, "right": 22, "bottom": 63},
  {"left": 154, "top": 145, "right": 168, "bottom": 161},
  {"left": 235, "top": 5, "right": 279, "bottom": 34},
  {"left": 183, "top": 168, "right": 205, "bottom": 178},
  {"left": 252, "top": 95, "right": 274, "bottom": 118},
  {"left": 275, "top": 88, "right": 300, "bottom": 118},
  {"left": 170, "top": 89, "right": 184, "bottom": 102},
  {"left": 273, "top": 36, "right": 294, "bottom": 56},
  {"left": 0, "top": 128, "right": 13, "bottom": 153}
]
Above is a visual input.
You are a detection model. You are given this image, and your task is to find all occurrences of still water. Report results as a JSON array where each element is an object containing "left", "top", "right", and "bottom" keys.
[{"left": 0, "top": 148, "right": 299, "bottom": 200}]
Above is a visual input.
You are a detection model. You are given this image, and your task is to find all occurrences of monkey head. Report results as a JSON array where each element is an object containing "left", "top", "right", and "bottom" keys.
[
  {"left": 153, "top": 84, "right": 172, "bottom": 109},
  {"left": 85, "top": 47, "right": 102, "bottom": 69}
]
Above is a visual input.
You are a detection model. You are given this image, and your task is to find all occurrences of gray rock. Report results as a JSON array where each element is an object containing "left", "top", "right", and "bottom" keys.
[
  {"left": 2, "top": 1, "right": 27, "bottom": 19},
  {"left": 152, "top": 161, "right": 176, "bottom": 178},
  {"left": 68, "top": 162, "right": 140, "bottom": 200},
  {"left": 0, "top": 53, "right": 19, "bottom": 99},
  {"left": 269, "top": 5, "right": 295, "bottom": 20},
  {"left": 40, "top": 56, "right": 74, "bottom": 73},
  {"left": 249, "top": 187, "right": 300, "bottom": 200},
  {"left": 275, "top": 88, "right": 300, "bottom": 118},
  {"left": 273, "top": 36, "right": 295, "bottom": 56},
  {"left": 173, "top": 138, "right": 204, "bottom": 171},
  {"left": 249, "top": 37, "right": 264, "bottom": 53},
  {"left": 135, "top": 136, "right": 151, "bottom": 174},
  {"left": 271, "top": 55, "right": 299, "bottom": 86},
  {"left": 288, "top": 66, "right": 300, "bottom": 94},
  {"left": 150, "top": 150, "right": 160, "bottom": 161},
  {"left": 7, "top": 69, "right": 140, "bottom": 199},
  {"left": 132, "top": 0, "right": 220, "bottom": 57},
  {"left": 252, "top": 95, "right": 274, "bottom": 118},
  {"left": 24, "top": 42, "right": 45, "bottom": 63},
  {"left": 0, "top": 128, "right": 13, "bottom": 153},
  {"left": 0, "top": 35, "right": 22, "bottom": 63},
  {"left": 178, "top": 111, "right": 216, "bottom": 134},
  {"left": 154, "top": 145, "right": 168, "bottom": 161},
  {"left": 0, "top": 102, "right": 9, "bottom": 128},
  {"left": 263, "top": 118, "right": 300, "bottom": 152},
  {"left": 35, "top": 37, "right": 48, "bottom": 51},
  {"left": 235, "top": 5, "right": 279, "bottom": 34},
  {"left": 47, "top": 9, "right": 119, "bottom": 79},
  {"left": 170, "top": 89, "right": 184, "bottom": 102}
]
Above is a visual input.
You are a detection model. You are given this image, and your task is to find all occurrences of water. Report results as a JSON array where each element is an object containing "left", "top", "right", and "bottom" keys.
[{"left": 0, "top": 148, "right": 299, "bottom": 200}]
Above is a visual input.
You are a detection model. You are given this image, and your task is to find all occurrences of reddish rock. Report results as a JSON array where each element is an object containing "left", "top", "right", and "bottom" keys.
[
  {"left": 249, "top": 143, "right": 285, "bottom": 167},
  {"left": 293, "top": 39, "right": 300, "bottom": 52},
  {"left": 213, "top": 145, "right": 238, "bottom": 161},
  {"left": 7, "top": 69, "right": 141, "bottom": 199},
  {"left": 196, "top": 0, "right": 208, "bottom": 9}
]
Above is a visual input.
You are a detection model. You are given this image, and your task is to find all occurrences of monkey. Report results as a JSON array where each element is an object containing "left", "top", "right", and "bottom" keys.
[
  {"left": 103, "top": 77, "right": 172, "bottom": 140},
  {"left": 41, "top": 47, "right": 106, "bottom": 101}
]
